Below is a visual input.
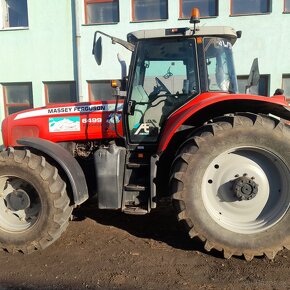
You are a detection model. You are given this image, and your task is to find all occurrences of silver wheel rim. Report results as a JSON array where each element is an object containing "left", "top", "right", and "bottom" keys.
[
  {"left": 202, "top": 147, "right": 290, "bottom": 234},
  {"left": 0, "top": 176, "right": 41, "bottom": 232}
]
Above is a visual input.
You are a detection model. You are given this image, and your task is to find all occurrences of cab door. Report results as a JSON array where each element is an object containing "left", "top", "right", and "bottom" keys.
[{"left": 126, "top": 38, "right": 199, "bottom": 144}]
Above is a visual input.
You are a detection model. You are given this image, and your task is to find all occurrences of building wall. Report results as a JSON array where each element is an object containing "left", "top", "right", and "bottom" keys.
[
  {"left": 0, "top": 0, "right": 75, "bottom": 118},
  {"left": 78, "top": 0, "right": 289, "bottom": 99},
  {"left": 0, "top": 0, "right": 289, "bottom": 145},
  {"left": 216, "top": 0, "right": 289, "bottom": 93}
]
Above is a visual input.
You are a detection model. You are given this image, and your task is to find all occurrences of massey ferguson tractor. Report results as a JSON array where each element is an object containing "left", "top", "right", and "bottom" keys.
[{"left": 1, "top": 9, "right": 290, "bottom": 261}]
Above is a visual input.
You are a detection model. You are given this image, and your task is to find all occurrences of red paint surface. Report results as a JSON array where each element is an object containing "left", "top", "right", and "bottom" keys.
[
  {"left": 157, "top": 92, "right": 288, "bottom": 153},
  {"left": 2, "top": 100, "right": 123, "bottom": 147}
]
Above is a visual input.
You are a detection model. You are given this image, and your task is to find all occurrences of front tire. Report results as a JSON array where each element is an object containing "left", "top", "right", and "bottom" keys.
[
  {"left": 170, "top": 113, "right": 290, "bottom": 260},
  {"left": 0, "top": 148, "right": 72, "bottom": 253}
]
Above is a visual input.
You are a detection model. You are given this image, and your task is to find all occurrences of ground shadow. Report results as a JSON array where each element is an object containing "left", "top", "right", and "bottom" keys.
[{"left": 73, "top": 200, "right": 224, "bottom": 259}]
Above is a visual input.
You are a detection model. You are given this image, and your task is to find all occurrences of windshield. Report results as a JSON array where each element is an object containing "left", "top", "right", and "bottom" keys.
[
  {"left": 204, "top": 37, "right": 238, "bottom": 93},
  {"left": 128, "top": 38, "right": 198, "bottom": 143}
]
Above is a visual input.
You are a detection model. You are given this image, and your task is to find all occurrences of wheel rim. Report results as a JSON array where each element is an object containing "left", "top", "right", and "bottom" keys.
[
  {"left": 202, "top": 147, "right": 290, "bottom": 234},
  {"left": 0, "top": 176, "right": 41, "bottom": 232}
]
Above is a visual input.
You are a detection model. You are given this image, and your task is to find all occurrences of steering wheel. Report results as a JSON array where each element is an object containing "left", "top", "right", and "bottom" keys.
[{"left": 155, "top": 77, "right": 171, "bottom": 94}]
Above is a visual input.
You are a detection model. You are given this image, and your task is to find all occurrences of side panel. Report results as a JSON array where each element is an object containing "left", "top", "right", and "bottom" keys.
[
  {"left": 158, "top": 92, "right": 290, "bottom": 153},
  {"left": 3, "top": 101, "right": 123, "bottom": 147},
  {"left": 94, "top": 144, "right": 126, "bottom": 209},
  {"left": 17, "top": 137, "right": 89, "bottom": 205}
]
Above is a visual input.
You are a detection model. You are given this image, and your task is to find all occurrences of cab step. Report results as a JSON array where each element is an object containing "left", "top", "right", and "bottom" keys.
[
  {"left": 123, "top": 207, "right": 148, "bottom": 215},
  {"left": 124, "top": 184, "right": 146, "bottom": 191},
  {"left": 126, "top": 162, "right": 149, "bottom": 169}
]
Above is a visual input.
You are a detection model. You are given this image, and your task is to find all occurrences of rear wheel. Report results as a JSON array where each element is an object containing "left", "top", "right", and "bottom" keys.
[
  {"left": 0, "top": 148, "right": 72, "bottom": 253},
  {"left": 170, "top": 113, "right": 290, "bottom": 260}
]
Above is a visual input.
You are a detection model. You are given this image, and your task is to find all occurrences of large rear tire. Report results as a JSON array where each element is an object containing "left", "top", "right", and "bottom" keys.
[
  {"left": 170, "top": 113, "right": 290, "bottom": 260},
  {"left": 0, "top": 148, "right": 72, "bottom": 253}
]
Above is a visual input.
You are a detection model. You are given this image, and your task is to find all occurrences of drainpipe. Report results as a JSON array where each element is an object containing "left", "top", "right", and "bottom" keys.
[{"left": 71, "top": 0, "right": 83, "bottom": 102}]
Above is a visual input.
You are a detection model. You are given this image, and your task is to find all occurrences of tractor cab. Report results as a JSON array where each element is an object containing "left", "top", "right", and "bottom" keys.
[
  {"left": 125, "top": 27, "right": 239, "bottom": 144},
  {"left": 92, "top": 11, "right": 240, "bottom": 146}
]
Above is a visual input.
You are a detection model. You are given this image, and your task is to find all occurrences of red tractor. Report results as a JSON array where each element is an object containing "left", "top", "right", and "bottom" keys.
[{"left": 1, "top": 9, "right": 290, "bottom": 260}]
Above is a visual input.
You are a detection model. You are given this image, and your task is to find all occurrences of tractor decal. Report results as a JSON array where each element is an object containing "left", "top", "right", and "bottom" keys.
[
  {"left": 49, "top": 117, "right": 81, "bottom": 132},
  {"left": 14, "top": 104, "right": 123, "bottom": 120}
]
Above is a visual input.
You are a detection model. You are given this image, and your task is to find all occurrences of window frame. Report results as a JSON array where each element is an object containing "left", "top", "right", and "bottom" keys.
[
  {"left": 284, "top": 0, "right": 290, "bottom": 13},
  {"left": 179, "top": 0, "right": 219, "bottom": 19},
  {"left": 230, "top": 0, "right": 272, "bottom": 16},
  {"left": 131, "top": 0, "right": 168, "bottom": 22},
  {"left": 0, "top": 0, "right": 29, "bottom": 29},
  {"left": 84, "top": 0, "right": 119, "bottom": 25},
  {"left": 44, "top": 81, "right": 77, "bottom": 105},
  {"left": 237, "top": 74, "right": 270, "bottom": 96},
  {"left": 2, "top": 82, "right": 33, "bottom": 117},
  {"left": 88, "top": 80, "right": 115, "bottom": 101}
]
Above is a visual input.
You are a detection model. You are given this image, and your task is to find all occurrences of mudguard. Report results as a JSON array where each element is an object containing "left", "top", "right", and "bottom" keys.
[
  {"left": 17, "top": 137, "right": 89, "bottom": 205},
  {"left": 158, "top": 93, "right": 290, "bottom": 153}
]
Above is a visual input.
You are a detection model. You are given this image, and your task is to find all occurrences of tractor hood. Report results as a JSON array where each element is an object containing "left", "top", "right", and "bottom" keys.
[{"left": 2, "top": 101, "right": 124, "bottom": 147}]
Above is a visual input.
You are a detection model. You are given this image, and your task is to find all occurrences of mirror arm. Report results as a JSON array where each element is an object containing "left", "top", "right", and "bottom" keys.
[{"left": 92, "top": 31, "right": 135, "bottom": 53}]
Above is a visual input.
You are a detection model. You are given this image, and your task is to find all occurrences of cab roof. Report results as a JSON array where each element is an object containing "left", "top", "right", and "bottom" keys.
[{"left": 127, "top": 26, "right": 238, "bottom": 45}]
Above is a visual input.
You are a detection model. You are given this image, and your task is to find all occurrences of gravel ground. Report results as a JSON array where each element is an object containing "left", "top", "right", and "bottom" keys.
[{"left": 0, "top": 205, "right": 289, "bottom": 290}]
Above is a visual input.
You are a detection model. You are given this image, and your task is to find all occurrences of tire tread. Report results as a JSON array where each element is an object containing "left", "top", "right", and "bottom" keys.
[
  {"left": 0, "top": 148, "right": 72, "bottom": 254},
  {"left": 170, "top": 113, "right": 289, "bottom": 260}
]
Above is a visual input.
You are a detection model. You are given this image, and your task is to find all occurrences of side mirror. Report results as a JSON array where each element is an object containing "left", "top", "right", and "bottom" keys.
[
  {"left": 274, "top": 88, "right": 284, "bottom": 96},
  {"left": 93, "top": 36, "right": 102, "bottom": 65},
  {"left": 246, "top": 58, "right": 260, "bottom": 93}
]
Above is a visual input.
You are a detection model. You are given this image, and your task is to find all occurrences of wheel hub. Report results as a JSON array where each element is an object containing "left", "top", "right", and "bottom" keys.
[
  {"left": 5, "top": 189, "right": 31, "bottom": 212},
  {"left": 233, "top": 176, "right": 258, "bottom": 201}
]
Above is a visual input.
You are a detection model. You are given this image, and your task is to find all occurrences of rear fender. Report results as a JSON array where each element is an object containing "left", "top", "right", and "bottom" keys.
[
  {"left": 158, "top": 93, "right": 290, "bottom": 153},
  {"left": 17, "top": 137, "right": 89, "bottom": 206}
]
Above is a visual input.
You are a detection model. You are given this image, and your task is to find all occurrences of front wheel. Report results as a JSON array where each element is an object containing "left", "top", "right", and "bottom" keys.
[
  {"left": 0, "top": 148, "right": 72, "bottom": 253},
  {"left": 170, "top": 113, "right": 290, "bottom": 260}
]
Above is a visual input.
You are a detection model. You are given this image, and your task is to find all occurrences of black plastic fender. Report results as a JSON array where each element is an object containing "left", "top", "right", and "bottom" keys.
[{"left": 17, "top": 137, "right": 89, "bottom": 205}]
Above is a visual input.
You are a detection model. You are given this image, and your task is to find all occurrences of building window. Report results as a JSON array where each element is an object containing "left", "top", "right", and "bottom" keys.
[
  {"left": 231, "top": 0, "right": 271, "bottom": 15},
  {"left": 132, "top": 0, "right": 168, "bottom": 21},
  {"left": 2, "top": 83, "right": 33, "bottom": 116},
  {"left": 85, "top": 0, "right": 119, "bottom": 24},
  {"left": 282, "top": 75, "right": 290, "bottom": 103},
  {"left": 44, "top": 82, "right": 77, "bottom": 104},
  {"left": 237, "top": 75, "right": 269, "bottom": 96},
  {"left": 285, "top": 0, "right": 290, "bottom": 12},
  {"left": 88, "top": 81, "right": 114, "bottom": 101},
  {"left": 0, "top": 0, "right": 28, "bottom": 29},
  {"left": 180, "top": 0, "right": 218, "bottom": 18}
]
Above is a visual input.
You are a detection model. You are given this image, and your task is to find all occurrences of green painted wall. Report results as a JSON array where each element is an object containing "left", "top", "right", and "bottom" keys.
[
  {"left": 211, "top": 1, "right": 290, "bottom": 94},
  {"left": 0, "top": 0, "right": 74, "bottom": 117},
  {"left": 78, "top": 0, "right": 290, "bottom": 98}
]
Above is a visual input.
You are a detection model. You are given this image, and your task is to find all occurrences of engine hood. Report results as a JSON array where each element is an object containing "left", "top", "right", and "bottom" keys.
[{"left": 2, "top": 101, "right": 124, "bottom": 147}]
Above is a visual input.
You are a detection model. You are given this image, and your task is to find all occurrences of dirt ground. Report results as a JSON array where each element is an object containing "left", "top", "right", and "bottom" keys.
[{"left": 0, "top": 204, "right": 290, "bottom": 290}]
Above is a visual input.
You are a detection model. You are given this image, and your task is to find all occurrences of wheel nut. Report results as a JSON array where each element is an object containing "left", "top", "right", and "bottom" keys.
[{"left": 233, "top": 176, "right": 259, "bottom": 201}]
